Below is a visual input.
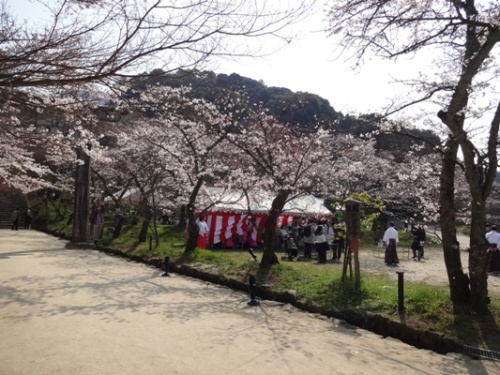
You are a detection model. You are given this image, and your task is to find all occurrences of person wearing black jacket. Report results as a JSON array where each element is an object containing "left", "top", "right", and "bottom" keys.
[
  {"left": 411, "top": 225, "right": 426, "bottom": 261},
  {"left": 11, "top": 208, "right": 20, "bottom": 231}
]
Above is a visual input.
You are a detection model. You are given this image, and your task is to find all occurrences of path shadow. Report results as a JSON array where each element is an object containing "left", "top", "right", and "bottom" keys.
[{"left": 0, "top": 248, "right": 63, "bottom": 259}]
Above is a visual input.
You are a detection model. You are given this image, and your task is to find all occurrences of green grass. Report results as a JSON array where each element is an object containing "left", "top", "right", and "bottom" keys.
[
  {"left": 457, "top": 225, "right": 471, "bottom": 236},
  {"left": 46, "top": 216, "right": 500, "bottom": 351}
]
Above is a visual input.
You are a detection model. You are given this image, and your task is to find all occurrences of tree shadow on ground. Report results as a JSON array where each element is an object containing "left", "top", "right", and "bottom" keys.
[{"left": 452, "top": 301, "right": 500, "bottom": 352}]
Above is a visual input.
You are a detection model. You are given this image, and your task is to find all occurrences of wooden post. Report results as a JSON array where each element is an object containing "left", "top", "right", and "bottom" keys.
[
  {"left": 72, "top": 146, "right": 91, "bottom": 244},
  {"left": 344, "top": 199, "right": 361, "bottom": 292}
]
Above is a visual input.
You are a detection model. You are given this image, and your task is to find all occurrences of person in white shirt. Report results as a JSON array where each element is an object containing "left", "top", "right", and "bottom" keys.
[
  {"left": 485, "top": 224, "right": 500, "bottom": 273},
  {"left": 315, "top": 221, "right": 329, "bottom": 264},
  {"left": 383, "top": 222, "right": 399, "bottom": 266},
  {"left": 302, "top": 219, "right": 316, "bottom": 260},
  {"left": 196, "top": 216, "right": 209, "bottom": 249}
]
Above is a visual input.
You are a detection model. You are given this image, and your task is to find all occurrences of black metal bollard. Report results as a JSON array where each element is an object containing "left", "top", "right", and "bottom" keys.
[
  {"left": 248, "top": 275, "right": 260, "bottom": 306},
  {"left": 396, "top": 271, "right": 404, "bottom": 313},
  {"left": 162, "top": 256, "right": 170, "bottom": 277}
]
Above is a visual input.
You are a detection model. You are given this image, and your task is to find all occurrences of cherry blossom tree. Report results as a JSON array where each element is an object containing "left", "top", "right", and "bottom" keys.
[
  {"left": 0, "top": 126, "right": 52, "bottom": 192},
  {"left": 29, "top": 86, "right": 123, "bottom": 241},
  {"left": 1, "top": 0, "right": 311, "bottom": 241},
  {"left": 327, "top": 0, "right": 500, "bottom": 312},
  {"left": 226, "top": 109, "right": 340, "bottom": 270},
  {"left": 108, "top": 128, "right": 178, "bottom": 243},
  {"left": 125, "top": 85, "right": 247, "bottom": 256}
]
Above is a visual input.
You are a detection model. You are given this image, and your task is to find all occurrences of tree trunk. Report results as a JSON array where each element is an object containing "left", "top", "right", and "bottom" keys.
[
  {"left": 259, "top": 190, "right": 289, "bottom": 270},
  {"left": 456, "top": 105, "right": 500, "bottom": 313},
  {"left": 112, "top": 215, "right": 124, "bottom": 239},
  {"left": 151, "top": 202, "right": 159, "bottom": 247},
  {"left": 183, "top": 177, "right": 205, "bottom": 257},
  {"left": 138, "top": 214, "right": 151, "bottom": 243},
  {"left": 467, "top": 185, "right": 490, "bottom": 312},
  {"left": 178, "top": 205, "right": 186, "bottom": 229},
  {"left": 439, "top": 139, "right": 470, "bottom": 304},
  {"left": 112, "top": 202, "right": 125, "bottom": 239},
  {"left": 72, "top": 146, "right": 91, "bottom": 243},
  {"left": 184, "top": 205, "right": 199, "bottom": 257}
]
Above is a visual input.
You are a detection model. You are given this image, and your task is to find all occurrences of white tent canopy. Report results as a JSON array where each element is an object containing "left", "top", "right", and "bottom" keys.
[
  {"left": 108, "top": 187, "right": 332, "bottom": 217},
  {"left": 199, "top": 187, "right": 331, "bottom": 217}
]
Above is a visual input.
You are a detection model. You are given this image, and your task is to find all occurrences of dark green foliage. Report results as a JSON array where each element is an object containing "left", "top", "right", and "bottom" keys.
[
  {"left": 375, "top": 128, "right": 441, "bottom": 162},
  {"left": 335, "top": 113, "right": 441, "bottom": 162},
  {"left": 127, "top": 69, "right": 340, "bottom": 129},
  {"left": 334, "top": 113, "right": 380, "bottom": 136}
]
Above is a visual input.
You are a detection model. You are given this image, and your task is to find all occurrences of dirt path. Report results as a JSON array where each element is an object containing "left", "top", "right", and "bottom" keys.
[
  {"left": 361, "top": 236, "right": 500, "bottom": 295},
  {"left": 1, "top": 230, "right": 499, "bottom": 374}
]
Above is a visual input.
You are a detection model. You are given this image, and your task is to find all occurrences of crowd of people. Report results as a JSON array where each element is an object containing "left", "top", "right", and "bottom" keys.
[
  {"left": 193, "top": 214, "right": 500, "bottom": 274},
  {"left": 279, "top": 217, "right": 345, "bottom": 263}
]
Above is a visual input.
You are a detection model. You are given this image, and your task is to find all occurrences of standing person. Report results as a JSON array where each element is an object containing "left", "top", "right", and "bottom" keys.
[
  {"left": 196, "top": 215, "right": 209, "bottom": 249},
  {"left": 485, "top": 224, "right": 500, "bottom": 273},
  {"left": 11, "top": 208, "right": 20, "bottom": 231},
  {"left": 280, "top": 225, "right": 289, "bottom": 254},
  {"left": 90, "top": 203, "right": 105, "bottom": 242},
  {"left": 24, "top": 209, "right": 33, "bottom": 229},
  {"left": 302, "top": 220, "right": 316, "bottom": 260},
  {"left": 486, "top": 223, "right": 494, "bottom": 241},
  {"left": 287, "top": 237, "right": 298, "bottom": 260},
  {"left": 383, "top": 222, "right": 399, "bottom": 266},
  {"left": 416, "top": 225, "right": 426, "bottom": 260},
  {"left": 332, "top": 225, "right": 346, "bottom": 262},
  {"left": 289, "top": 217, "right": 301, "bottom": 244},
  {"left": 325, "top": 220, "right": 334, "bottom": 258},
  {"left": 315, "top": 220, "right": 329, "bottom": 264},
  {"left": 410, "top": 226, "right": 420, "bottom": 260}
]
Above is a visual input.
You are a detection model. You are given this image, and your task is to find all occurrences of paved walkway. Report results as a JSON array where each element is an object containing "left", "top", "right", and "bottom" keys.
[{"left": 1, "top": 230, "right": 499, "bottom": 375}]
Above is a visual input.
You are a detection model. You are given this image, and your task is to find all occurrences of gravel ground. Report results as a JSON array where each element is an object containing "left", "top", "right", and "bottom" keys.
[{"left": 359, "top": 239, "right": 500, "bottom": 295}]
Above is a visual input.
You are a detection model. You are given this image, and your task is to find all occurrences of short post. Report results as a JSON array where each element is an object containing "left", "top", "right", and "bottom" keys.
[
  {"left": 162, "top": 256, "right": 170, "bottom": 277},
  {"left": 248, "top": 275, "right": 260, "bottom": 306},
  {"left": 149, "top": 236, "right": 153, "bottom": 251},
  {"left": 344, "top": 199, "right": 361, "bottom": 291},
  {"left": 396, "top": 271, "right": 405, "bottom": 313}
]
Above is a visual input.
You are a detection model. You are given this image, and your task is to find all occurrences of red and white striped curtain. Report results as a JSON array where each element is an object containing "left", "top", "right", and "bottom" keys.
[{"left": 203, "top": 212, "right": 295, "bottom": 246}]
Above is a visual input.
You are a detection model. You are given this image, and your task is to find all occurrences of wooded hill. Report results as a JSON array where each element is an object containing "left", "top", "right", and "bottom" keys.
[{"left": 128, "top": 69, "right": 441, "bottom": 162}]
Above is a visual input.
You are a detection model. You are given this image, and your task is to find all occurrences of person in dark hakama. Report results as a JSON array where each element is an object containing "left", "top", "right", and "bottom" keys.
[
  {"left": 383, "top": 222, "right": 399, "bottom": 266},
  {"left": 485, "top": 224, "right": 500, "bottom": 274}
]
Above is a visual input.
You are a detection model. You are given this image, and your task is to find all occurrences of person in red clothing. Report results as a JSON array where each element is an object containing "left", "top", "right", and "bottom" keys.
[{"left": 196, "top": 216, "right": 209, "bottom": 249}]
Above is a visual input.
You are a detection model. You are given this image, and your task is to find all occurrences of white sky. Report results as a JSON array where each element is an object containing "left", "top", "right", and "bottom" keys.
[
  {"left": 207, "top": 7, "right": 432, "bottom": 116},
  {"left": 212, "top": 42, "right": 418, "bottom": 116},
  {"left": 5, "top": 0, "right": 441, "bottom": 116}
]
